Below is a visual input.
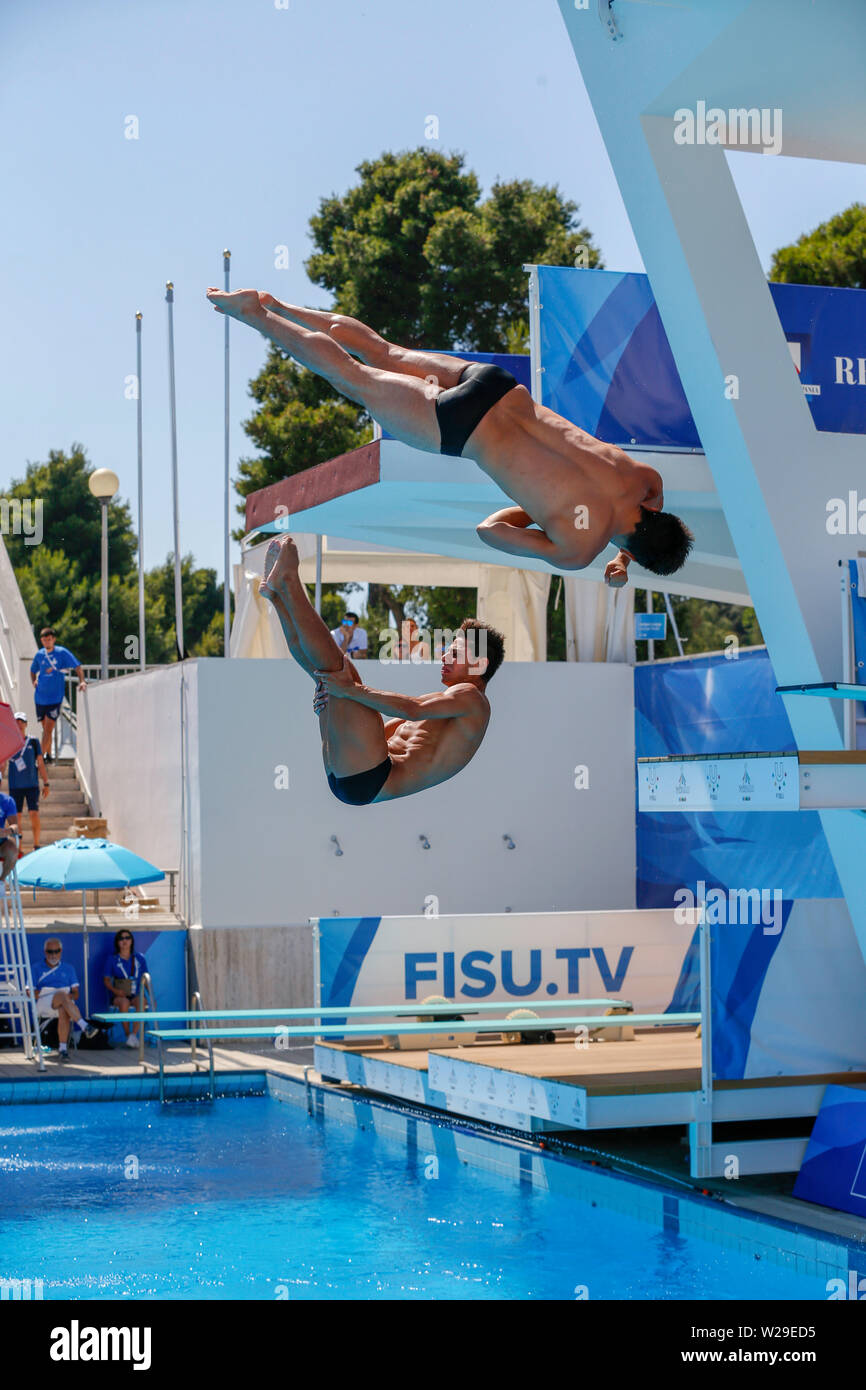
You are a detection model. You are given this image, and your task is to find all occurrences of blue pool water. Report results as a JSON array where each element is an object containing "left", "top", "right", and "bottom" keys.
[{"left": 0, "top": 1095, "right": 827, "bottom": 1300}]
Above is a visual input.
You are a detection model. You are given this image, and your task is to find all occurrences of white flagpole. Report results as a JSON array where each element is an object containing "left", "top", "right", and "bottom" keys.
[
  {"left": 135, "top": 312, "right": 146, "bottom": 671},
  {"left": 223, "top": 249, "right": 231, "bottom": 656},
  {"left": 165, "top": 282, "right": 184, "bottom": 659}
]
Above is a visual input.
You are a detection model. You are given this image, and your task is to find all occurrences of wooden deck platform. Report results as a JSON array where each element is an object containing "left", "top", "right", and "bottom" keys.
[
  {"left": 314, "top": 1029, "right": 866, "bottom": 1139},
  {"left": 324, "top": 1030, "right": 703, "bottom": 1096}
]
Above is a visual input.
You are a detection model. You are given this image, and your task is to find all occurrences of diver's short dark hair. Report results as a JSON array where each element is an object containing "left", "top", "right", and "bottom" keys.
[
  {"left": 625, "top": 509, "right": 694, "bottom": 576},
  {"left": 459, "top": 618, "right": 505, "bottom": 684},
  {"left": 344, "top": 611, "right": 359, "bottom": 622}
]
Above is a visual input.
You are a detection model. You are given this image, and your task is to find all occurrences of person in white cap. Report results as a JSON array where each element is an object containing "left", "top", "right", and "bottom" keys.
[{"left": 0, "top": 712, "right": 50, "bottom": 854}]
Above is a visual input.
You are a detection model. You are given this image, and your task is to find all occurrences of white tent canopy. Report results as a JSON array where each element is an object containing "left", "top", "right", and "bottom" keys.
[{"left": 231, "top": 534, "right": 634, "bottom": 664}]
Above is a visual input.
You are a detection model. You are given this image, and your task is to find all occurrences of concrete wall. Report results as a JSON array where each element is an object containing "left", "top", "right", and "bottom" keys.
[
  {"left": 78, "top": 657, "right": 636, "bottom": 929},
  {"left": 188, "top": 924, "right": 315, "bottom": 1017},
  {"left": 76, "top": 663, "right": 202, "bottom": 921}
]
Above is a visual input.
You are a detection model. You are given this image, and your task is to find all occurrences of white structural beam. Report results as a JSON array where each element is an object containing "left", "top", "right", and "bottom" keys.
[
  {"left": 557, "top": 0, "right": 866, "bottom": 953},
  {"left": 246, "top": 437, "right": 749, "bottom": 604}
]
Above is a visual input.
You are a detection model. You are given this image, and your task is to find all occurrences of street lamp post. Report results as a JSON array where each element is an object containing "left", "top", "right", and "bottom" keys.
[{"left": 88, "top": 469, "right": 120, "bottom": 680}]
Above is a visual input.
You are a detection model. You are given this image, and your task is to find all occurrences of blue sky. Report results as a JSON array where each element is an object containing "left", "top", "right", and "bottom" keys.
[{"left": 2, "top": 0, "right": 864, "bottom": 583}]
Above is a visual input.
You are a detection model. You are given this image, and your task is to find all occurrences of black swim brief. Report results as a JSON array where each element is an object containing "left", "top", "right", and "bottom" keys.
[
  {"left": 327, "top": 756, "right": 392, "bottom": 806},
  {"left": 435, "top": 362, "right": 518, "bottom": 457}
]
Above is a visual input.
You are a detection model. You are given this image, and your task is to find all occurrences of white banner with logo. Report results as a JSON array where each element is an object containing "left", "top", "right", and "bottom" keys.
[
  {"left": 638, "top": 754, "right": 799, "bottom": 813},
  {"left": 315, "top": 909, "right": 698, "bottom": 1020}
]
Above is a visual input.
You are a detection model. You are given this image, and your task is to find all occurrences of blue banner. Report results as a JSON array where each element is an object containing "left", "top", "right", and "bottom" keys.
[
  {"left": 635, "top": 613, "right": 667, "bottom": 640},
  {"left": 13, "top": 928, "right": 187, "bottom": 1041},
  {"left": 537, "top": 267, "right": 866, "bottom": 444},
  {"left": 635, "top": 648, "right": 841, "bottom": 907},
  {"left": 794, "top": 1085, "right": 866, "bottom": 1218}
]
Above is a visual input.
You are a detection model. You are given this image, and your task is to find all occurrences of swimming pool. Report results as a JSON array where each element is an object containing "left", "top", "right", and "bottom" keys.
[{"left": 0, "top": 1084, "right": 830, "bottom": 1300}]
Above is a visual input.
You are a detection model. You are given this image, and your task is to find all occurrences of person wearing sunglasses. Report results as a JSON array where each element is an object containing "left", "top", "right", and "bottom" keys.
[
  {"left": 32, "top": 938, "right": 98, "bottom": 1062},
  {"left": 102, "top": 930, "right": 149, "bottom": 1049}
]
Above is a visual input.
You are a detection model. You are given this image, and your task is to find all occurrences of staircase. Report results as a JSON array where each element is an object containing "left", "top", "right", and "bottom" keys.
[
  {"left": 16, "top": 760, "right": 90, "bottom": 852},
  {"left": 16, "top": 759, "right": 108, "bottom": 913}
]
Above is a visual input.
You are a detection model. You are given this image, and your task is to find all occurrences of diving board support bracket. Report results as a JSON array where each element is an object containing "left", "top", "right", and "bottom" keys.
[{"left": 555, "top": 0, "right": 866, "bottom": 964}]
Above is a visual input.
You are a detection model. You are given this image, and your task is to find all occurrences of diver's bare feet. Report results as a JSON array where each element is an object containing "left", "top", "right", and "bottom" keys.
[
  {"left": 270, "top": 535, "right": 300, "bottom": 582},
  {"left": 262, "top": 538, "right": 284, "bottom": 585},
  {"left": 206, "top": 288, "right": 265, "bottom": 322},
  {"left": 258, "top": 538, "right": 284, "bottom": 608}
]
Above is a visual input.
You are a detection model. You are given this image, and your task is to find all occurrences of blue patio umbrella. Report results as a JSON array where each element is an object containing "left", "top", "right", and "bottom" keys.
[{"left": 16, "top": 839, "right": 165, "bottom": 926}]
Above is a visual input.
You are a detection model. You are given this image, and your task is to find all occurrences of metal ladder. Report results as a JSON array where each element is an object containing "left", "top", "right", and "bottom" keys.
[
  {"left": 0, "top": 868, "right": 45, "bottom": 1070},
  {"left": 156, "top": 991, "right": 215, "bottom": 1104}
]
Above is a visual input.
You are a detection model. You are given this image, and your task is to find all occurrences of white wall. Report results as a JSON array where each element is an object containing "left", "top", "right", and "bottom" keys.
[
  {"left": 79, "top": 658, "right": 636, "bottom": 927},
  {"left": 76, "top": 663, "right": 202, "bottom": 920}
]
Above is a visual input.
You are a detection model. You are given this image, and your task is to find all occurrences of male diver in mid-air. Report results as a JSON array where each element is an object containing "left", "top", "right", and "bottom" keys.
[
  {"left": 258, "top": 535, "right": 503, "bottom": 806},
  {"left": 207, "top": 288, "right": 694, "bottom": 586}
]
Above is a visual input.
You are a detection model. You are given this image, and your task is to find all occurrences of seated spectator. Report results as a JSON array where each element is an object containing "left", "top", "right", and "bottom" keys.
[
  {"left": 329, "top": 611, "right": 368, "bottom": 659},
  {"left": 0, "top": 789, "right": 20, "bottom": 881},
  {"left": 32, "top": 938, "right": 97, "bottom": 1063},
  {"left": 103, "top": 930, "right": 148, "bottom": 1049},
  {"left": 396, "top": 617, "right": 431, "bottom": 663},
  {"left": 1, "top": 712, "right": 50, "bottom": 853}
]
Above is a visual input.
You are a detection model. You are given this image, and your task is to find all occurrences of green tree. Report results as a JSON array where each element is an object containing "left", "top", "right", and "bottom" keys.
[
  {"left": 234, "top": 353, "right": 371, "bottom": 525},
  {"left": 546, "top": 577, "right": 567, "bottom": 661},
  {"left": 639, "top": 596, "right": 763, "bottom": 662},
  {"left": 770, "top": 203, "right": 866, "bottom": 288},
  {"left": 5, "top": 445, "right": 136, "bottom": 580},
  {"left": 17, "top": 547, "right": 94, "bottom": 655},
  {"left": 145, "top": 556, "right": 226, "bottom": 659},
  {"left": 236, "top": 148, "right": 602, "bottom": 627},
  {"left": 7, "top": 446, "right": 227, "bottom": 663},
  {"left": 361, "top": 584, "right": 477, "bottom": 658},
  {"left": 307, "top": 149, "right": 601, "bottom": 350}
]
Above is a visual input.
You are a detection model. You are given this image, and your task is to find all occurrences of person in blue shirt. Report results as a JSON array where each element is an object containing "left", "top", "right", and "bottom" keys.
[
  {"left": 0, "top": 789, "right": 20, "bottom": 881},
  {"left": 1, "top": 712, "right": 50, "bottom": 852},
  {"left": 30, "top": 627, "right": 86, "bottom": 763},
  {"left": 103, "top": 929, "right": 149, "bottom": 1049},
  {"left": 32, "top": 937, "right": 98, "bottom": 1062}
]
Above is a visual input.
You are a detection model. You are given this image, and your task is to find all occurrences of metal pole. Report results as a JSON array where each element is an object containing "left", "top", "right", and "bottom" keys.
[
  {"left": 135, "top": 313, "right": 146, "bottom": 671},
  {"left": 314, "top": 535, "right": 323, "bottom": 615},
  {"left": 663, "top": 590, "right": 684, "bottom": 657},
  {"left": 840, "top": 561, "right": 855, "bottom": 751},
  {"left": 223, "top": 250, "right": 231, "bottom": 657},
  {"left": 165, "top": 282, "right": 184, "bottom": 659},
  {"left": 693, "top": 900, "right": 714, "bottom": 1179},
  {"left": 645, "top": 589, "right": 655, "bottom": 663},
  {"left": 100, "top": 499, "right": 109, "bottom": 680}
]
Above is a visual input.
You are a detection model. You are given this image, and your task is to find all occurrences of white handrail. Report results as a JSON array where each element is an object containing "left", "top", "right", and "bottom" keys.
[{"left": 136, "top": 972, "right": 157, "bottom": 1068}]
